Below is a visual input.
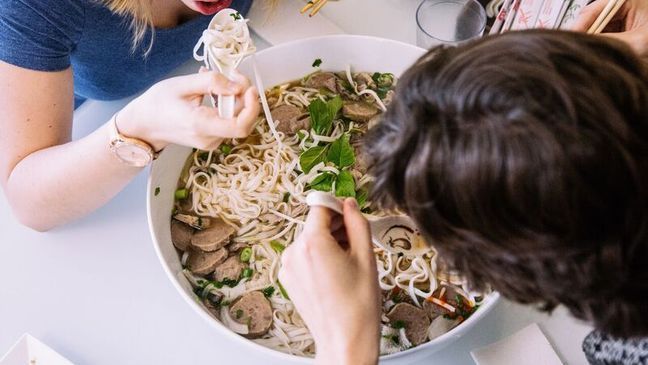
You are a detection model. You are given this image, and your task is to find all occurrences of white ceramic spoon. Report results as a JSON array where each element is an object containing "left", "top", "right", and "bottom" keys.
[
  {"left": 305, "top": 191, "right": 431, "bottom": 257},
  {"left": 196, "top": 8, "right": 255, "bottom": 119}
]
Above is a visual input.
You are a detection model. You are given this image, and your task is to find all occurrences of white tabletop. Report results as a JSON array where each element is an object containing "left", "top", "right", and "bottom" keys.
[{"left": 0, "top": 1, "right": 593, "bottom": 364}]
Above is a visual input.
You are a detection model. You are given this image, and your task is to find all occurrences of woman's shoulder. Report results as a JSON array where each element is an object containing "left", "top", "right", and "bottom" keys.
[{"left": 0, "top": 0, "right": 88, "bottom": 71}]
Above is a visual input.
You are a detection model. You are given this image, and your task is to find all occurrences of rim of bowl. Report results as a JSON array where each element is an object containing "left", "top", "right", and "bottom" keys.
[{"left": 147, "top": 33, "right": 500, "bottom": 363}]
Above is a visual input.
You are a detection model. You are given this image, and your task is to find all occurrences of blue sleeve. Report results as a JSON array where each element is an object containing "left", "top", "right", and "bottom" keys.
[{"left": 0, "top": 0, "right": 85, "bottom": 71}]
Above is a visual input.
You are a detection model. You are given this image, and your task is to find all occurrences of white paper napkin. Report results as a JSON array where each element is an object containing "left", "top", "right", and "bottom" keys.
[
  {"left": 471, "top": 323, "right": 564, "bottom": 365},
  {"left": 0, "top": 334, "right": 74, "bottom": 365},
  {"left": 247, "top": 0, "right": 345, "bottom": 46}
]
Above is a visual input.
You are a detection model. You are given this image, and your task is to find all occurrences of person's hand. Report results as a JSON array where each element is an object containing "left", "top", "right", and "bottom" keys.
[
  {"left": 573, "top": 0, "right": 648, "bottom": 58},
  {"left": 279, "top": 199, "right": 380, "bottom": 365},
  {"left": 118, "top": 69, "right": 260, "bottom": 152}
]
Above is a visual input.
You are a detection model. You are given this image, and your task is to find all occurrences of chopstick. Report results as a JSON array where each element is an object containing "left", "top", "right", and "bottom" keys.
[
  {"left": 587, "top": 0, "right": 626, "bottom": 34},
  {"left": 593, "top": 0, "right": 626, "bottom": 34},
  {"left": 300, "top": 0, "right": 330, "bottom": 17}
]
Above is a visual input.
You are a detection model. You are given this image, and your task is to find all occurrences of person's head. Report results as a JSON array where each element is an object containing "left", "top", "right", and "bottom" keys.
[{"left": 366, "top": 30, "right": 648, "bottom": 338}]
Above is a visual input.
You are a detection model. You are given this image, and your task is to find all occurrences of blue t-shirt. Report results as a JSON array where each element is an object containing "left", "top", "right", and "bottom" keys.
[{"left": 0, "top": 0, "right": 253, "bottom": 102}]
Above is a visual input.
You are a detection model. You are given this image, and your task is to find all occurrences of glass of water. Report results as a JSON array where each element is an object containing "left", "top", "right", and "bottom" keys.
[{"left": 416, "top": 0, "right": 487, "bottom": 48}]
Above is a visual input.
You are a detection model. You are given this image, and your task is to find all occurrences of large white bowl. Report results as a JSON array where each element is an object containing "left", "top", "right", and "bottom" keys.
[{"left": 148, "top": 35, "right": 500, "bottom": 365}]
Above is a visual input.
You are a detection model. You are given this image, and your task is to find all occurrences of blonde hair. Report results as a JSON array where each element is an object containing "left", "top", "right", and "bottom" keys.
[
  {"left": 100, "top": 0, "right": 154, "bottom": 52},
  {"left": 101, "top": 0, "right": 279, "bottom": 53}
]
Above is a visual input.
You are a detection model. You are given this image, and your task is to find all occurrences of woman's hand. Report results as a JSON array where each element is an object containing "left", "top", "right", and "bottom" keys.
[
  {"left": 279, "top": 199, "right": 380, "bottom": 365},
  {"left": 573, "top": 0, "right": 648, "bottom": 58},
  {"left": 118, "top": 70, "right": 260, "bottom": 152}
]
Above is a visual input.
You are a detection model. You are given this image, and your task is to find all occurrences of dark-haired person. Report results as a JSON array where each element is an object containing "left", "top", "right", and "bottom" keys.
[
  {"left": 0, "top": 0, "right": 261, "bottom": 232},
  {"left": 279, "top": 30, "right": 648, "bottom": 365}
]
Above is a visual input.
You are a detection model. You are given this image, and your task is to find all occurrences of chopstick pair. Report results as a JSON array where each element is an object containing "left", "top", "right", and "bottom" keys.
[
  {"left": 301, "top": 0, "right": 329, "bottom": 17},
  {"left": 587, "top": 0, "right": 626, "bottom": 34}
]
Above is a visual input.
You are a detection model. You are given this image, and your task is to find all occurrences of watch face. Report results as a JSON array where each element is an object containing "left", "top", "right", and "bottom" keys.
[{"left": 115, "top": 143, "right": 152, "bottom": 167}]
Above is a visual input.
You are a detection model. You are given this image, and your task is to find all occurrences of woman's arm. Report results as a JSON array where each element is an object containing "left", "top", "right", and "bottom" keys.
[{"left": 0, "top": 60, "right": 258, "bottom": 231}]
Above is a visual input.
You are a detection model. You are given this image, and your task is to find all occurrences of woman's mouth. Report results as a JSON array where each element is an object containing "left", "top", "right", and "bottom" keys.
[{"left": 193, "top": 0, "right": 233, "bottom": 15}]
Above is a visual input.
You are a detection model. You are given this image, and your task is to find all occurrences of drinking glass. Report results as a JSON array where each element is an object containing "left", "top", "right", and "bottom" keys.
[{"left": 416, "top": 0, "right": 487, "bottom": 48}]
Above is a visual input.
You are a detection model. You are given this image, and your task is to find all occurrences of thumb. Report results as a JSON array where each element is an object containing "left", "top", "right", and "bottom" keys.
[
  {"left": 342, "top": 198, "right": 373, "bottom": 258},
  {"left": 571, "top": 0, "right": 609, "bottom": 31},
  {"left": 168, "top": 71, "right": 243, "bottom": 97}
]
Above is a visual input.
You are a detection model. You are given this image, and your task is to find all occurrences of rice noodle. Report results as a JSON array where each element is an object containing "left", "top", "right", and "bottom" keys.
[
  {"left": 193, "top": 15, "right": 256, "bottom": 72},
  {"left": 179, "top": 75, "right": 483, "bottom": 356}
]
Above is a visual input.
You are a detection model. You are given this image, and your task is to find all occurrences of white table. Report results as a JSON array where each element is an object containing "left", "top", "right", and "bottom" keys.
[{"left": 0, "top": 1, "right": 593, "bottom": 364}]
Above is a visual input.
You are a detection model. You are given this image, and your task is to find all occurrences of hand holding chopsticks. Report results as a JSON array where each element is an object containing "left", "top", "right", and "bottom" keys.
[
  {"left": 587, "top": 0, "right": 627, "bottom": 34},
  {"left": 572, "top": 0, "right": 648, "bottom": 58}
]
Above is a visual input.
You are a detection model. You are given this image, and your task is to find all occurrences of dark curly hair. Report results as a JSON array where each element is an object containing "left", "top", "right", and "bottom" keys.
[{"left": 366, "top": 30, "right": 648, "bottom": 338}]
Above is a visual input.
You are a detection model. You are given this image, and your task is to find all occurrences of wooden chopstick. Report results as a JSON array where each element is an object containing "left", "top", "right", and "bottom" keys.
[
  {"left": 309, "top": 0, "right": 329, "bottom": 17},
  {"left": 300, "top": 1, "right": 315, "bottom": 14},
  {"left": 587, "top": 0, "right": 620, "bottom": 34},
  {"left": 593, "top": 0, "right": 626, "bottom": 34}
]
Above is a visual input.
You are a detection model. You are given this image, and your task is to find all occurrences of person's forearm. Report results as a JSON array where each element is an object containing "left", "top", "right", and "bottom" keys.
[{"left": 5, "top": 118, "right": 142, "bottom": 231}]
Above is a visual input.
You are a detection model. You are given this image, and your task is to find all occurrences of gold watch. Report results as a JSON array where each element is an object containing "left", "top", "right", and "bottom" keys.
[{"left": 108, "top": 113, "right": 158, "bottom": 167}]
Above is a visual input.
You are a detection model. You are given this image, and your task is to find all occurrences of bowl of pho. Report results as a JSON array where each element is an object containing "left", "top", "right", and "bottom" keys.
[{"left": 148, "top": 35, "right": 500, "bottom": 364}]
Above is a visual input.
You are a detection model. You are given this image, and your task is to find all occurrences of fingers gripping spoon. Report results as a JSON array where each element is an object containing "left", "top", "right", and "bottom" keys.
[
  {"left": 193, "top": 9, "right": 256, "bottom": 118},
  {"left": 306, "top": 191, "right": 432, "bottom": 257}
]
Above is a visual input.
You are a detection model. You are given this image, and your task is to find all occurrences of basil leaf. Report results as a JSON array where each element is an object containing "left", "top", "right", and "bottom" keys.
[
  {"left": 356, "top": 188, "right": 369, "bottom": 207},
  {"left": 308, "top": 96, "right": 343, "bottom": 135},
  {"left": 308, "top": 99, "right": 331, "bottom": 135},
  {"left": 309, "top": 172, "right": 336, "bottom": 192},
  {"left": 299, "top": 146, "right": 327, "bottom": 173},
  {"left": 335, "top": 170, "right": 356, "bottom": 198},
  {"left": 326, "top": 95, "right": 343, "bottom": 120},
  {"left": 327, "top": 134, "right": 355, "bottom": 169}
]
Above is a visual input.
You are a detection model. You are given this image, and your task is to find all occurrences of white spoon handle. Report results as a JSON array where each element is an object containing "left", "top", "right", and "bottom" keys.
[{"left": 218, "top": 94, "right": 236, "bottom": 119}]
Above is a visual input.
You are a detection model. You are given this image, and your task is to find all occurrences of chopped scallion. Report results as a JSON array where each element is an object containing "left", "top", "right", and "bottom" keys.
[
  {"left": 220, "top": 144, "right": 233, "bottom": 155},
  {"left": 270, "top": 240, "right": 286, "bottom": 253},
  {"left": 242, "top": 268, "right": 254, "bottom": 278},
  {"left": 174, "top": 188, "right": 189, "bottom": 200},
  {"left": 239, "top": 247, "right": 252, "bottom": 262},
  {"left": 277, "top": 280, "right": 290, "bottom": 299},
  {"left": 262, "top": 286, "right": 275, "bottom": 298}
]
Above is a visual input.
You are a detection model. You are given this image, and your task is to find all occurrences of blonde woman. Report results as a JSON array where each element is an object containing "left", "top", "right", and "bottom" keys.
[{"left": 0, "top": 0, "right": 260, "bottom": 231}]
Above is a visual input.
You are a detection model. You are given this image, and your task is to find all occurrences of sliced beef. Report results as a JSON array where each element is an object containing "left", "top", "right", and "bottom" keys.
[
  {"left": 422, "top": 298, "right": 450, "bottom": 320},
  {"left": 386, "top": 303, "right": 431, "bottom": 346},
  {"left": 191, "top": 219, "right": 236, "bottom": 252},
  {"left": 229, "top": 291, "right": 273, "bottom": 338},
  {"left": 353, "top": 72, "right": 376, "bottom": 90},
  {"left": 423, "top": 285, "right": 470, "bottom": 320},
  {"left": 343, "top": 102, "right": 379, "bottom": 123},
  {"left": 305, "top": 72, "right": 337, "bottom": 93},
  {"left": 213, "top": 256, "right": 245, "bottom": 282},
  {"left": 171, "top": 220, "right": 194, "bottom": 251},
  {"left": 186, "top": 247, "right": 228, "bottom": 275},
  {"left": 271, "top": 104, "right": 309, "bottom": 135}
]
